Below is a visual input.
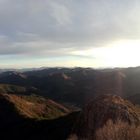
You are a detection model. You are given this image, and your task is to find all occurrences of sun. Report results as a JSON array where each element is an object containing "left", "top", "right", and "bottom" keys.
[{"left": 101, "top": 40, "right": 140, "bottom": 67}]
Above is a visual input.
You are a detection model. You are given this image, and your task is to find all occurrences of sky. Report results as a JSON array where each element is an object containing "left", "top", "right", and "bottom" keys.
[{"left": 0, "top": 0, "right": 140, "bottom": 68}]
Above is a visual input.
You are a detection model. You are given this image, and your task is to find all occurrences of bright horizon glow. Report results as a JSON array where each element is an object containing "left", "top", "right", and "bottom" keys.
[
  {"left": 72, "top": 40, "right": 140, "bottom": 68},
  {"left": 1, "top": 39, "right": 140, "bottom": 69},
  {"left": 1, "top": 40, "right": 140, "bottom": 69}
]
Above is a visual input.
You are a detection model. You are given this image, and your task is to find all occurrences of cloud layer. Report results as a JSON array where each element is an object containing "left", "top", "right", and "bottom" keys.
[{"left": 0, "top": 0, "right": 140, "bottom": 67}]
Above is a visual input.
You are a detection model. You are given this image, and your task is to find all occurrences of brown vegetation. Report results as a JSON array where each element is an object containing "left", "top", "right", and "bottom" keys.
[
  {"left": 68, "top": 120, "right": 140, "bottom": 140},
  {"left": 0, "top": 93, "right": 70, "bottom": 120},
  {"left": 95, "top": 120, "right": 140, "bottom": 140},
  {"left": 72, "top": 94, "right": 140, "bottom": 140}
]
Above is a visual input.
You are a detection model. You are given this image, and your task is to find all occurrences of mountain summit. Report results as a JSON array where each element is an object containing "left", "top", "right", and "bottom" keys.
[{"left": 73, "top": 94, "right": 140, "bottom": 139}]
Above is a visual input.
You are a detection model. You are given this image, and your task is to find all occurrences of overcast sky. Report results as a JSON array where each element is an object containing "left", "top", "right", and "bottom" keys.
[{"left": 0, "top": 0, "right": 140, "bottom": 68}]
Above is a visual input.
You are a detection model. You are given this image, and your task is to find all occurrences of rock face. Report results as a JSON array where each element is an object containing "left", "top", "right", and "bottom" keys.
[{"left": 74, "top": 94, "right": 140, "bottom": 139}]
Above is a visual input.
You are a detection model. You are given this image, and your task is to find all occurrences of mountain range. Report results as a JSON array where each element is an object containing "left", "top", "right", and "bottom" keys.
[
  {"left": 0, "top": 67, "right": 140, "bottom": 106},
  {"left": 0, "top": 67, "right": 139, "bottom": 139}
]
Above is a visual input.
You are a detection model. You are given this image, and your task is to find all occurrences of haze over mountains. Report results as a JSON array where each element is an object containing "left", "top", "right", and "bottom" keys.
[
  {"left": 0, "top": 67, "right": 139, "bottom": 139},
  {"left": 0, "top": 66, "right": 140, "bottom": 106}
]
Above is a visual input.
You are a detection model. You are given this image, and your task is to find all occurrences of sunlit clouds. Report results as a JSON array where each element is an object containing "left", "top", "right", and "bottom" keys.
[{"left": 71, "top": 40, "right": 140, "bottom": 67}]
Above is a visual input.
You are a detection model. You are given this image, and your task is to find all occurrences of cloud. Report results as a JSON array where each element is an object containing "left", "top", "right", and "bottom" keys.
[
  {"left": 49, "top": 1, "right": 72, "bottom": 25},
  {"left": 0, "top": 0, "right": 140, "bottom": 67}
]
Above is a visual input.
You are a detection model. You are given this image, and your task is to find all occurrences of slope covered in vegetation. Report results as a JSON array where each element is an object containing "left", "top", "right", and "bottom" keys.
[{"left": 0, "top": 93, "right": 70, "bottom": 121}]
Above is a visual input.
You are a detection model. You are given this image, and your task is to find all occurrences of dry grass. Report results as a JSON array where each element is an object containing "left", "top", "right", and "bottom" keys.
[
  {"left": 95, "top": 120, "right": 140, "bottom": 140},
  {"left": 68, "top": 120, "right": 140, "bottom": 140},
  {"left": 2, "top": 94, "right": 69, "bottom": 120}
]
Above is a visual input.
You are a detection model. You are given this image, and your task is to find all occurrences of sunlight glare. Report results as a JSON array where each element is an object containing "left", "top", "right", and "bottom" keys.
[{"left": 72, "top": 40, "right": 140, "bottom": 67}]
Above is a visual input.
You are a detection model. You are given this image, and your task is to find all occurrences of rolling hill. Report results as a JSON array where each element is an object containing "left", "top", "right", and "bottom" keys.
[{"left": 0, "top": 92, "right": 70, "bottom": 128}]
